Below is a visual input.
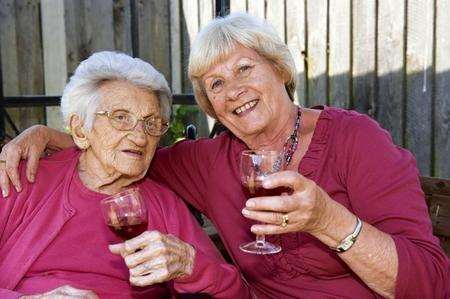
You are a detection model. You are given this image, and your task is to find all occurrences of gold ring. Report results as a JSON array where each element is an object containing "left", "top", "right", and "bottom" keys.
[{"left": 281, "top": 214, "right": 289, "bottom": 228}]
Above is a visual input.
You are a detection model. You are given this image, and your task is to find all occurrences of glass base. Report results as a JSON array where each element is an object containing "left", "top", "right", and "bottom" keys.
[{"left": 239, "top": 240, "right": 281, "bottom": 255}]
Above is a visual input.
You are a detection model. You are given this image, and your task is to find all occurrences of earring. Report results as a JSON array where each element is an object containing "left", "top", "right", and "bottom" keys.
[{"left": 75, "top": 140, "right": 90, "bottom": 150}]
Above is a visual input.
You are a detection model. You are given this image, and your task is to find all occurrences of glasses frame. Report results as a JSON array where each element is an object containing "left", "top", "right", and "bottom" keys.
[{"left": 95, "top": 110, "right": 169, "bottom": 137}]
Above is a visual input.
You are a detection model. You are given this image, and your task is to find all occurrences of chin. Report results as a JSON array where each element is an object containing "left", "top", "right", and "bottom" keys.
[{"left": 115, "top": 164, "right": 148, "bottom": 179}]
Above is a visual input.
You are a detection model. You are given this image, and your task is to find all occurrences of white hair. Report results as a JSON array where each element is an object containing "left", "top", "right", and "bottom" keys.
[
  {"left": 188, "top": 12, "right": 296, "bottom": 119},
  {"left": 61, "top": 51, "right": 172, "bottom": 130}
]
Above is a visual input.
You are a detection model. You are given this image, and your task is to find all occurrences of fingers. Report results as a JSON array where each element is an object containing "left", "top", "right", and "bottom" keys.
[
  {"left": 116, "top": 231, "right": 195, "bottom": 286},
  {"left": 245, "top": 195, "right": 300, "bottom": 212},
  {"left": 2, "top": 144, "right": 23, "bottom": 193},
  {"left": 0, "top": 167, "right": 11, "bottom": 198},
  {"left": 109, "top": 243, "right": 126, "bottom": 256},
  {"left": 130, "top": 267, "right": 171, "bottom": 286},
  {"left": 123, "top": 230, "right": 162, "bottom": 255},
  {"left": 242, "top": 209, "right": 287, "bottom": 225},
  {"left": 129, "top": 255, "right": 168, "bottom": 276},
  {"left": 48, "top": 285, "right": 99, "bottom": 298},
  {"left": 262, "top": 171, "right": 311, "bottom": 192},
  {"left": 250, "top": 223, "right": 297, "bottom": 235},
  {"left": 26, "top": 147, "right": 41, "bottom": 183},
  {"left": 124, "top": 236, "right": 185, "bottom": 268}
]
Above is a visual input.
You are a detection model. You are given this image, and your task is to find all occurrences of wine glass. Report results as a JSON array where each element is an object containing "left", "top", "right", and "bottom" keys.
[
  {"left": 100, "top": 188, "right": 148, "bottom": 240},
  {"left": 239, "top": 150, "right": 288, "bottom": 255}
]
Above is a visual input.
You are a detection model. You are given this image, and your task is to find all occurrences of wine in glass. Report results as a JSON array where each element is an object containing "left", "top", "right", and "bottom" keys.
[
  {"left": 239, "top": 150, "right": 288, "bottom": 255},
  {"left": 100, "top": 188, "right": 148, "bottom": 240}
]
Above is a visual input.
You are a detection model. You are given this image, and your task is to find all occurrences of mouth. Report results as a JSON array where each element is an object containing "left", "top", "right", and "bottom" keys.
[
  {"left": 233, "top": 99, "right": 259, "bottom": 116},
  {"left": 122, "top": 149, "right": 144, "bottom": 158}
]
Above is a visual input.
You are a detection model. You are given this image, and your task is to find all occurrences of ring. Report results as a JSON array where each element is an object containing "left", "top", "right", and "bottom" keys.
[{"left": 281, "top": 214, "right": 289, "bottom": 228}]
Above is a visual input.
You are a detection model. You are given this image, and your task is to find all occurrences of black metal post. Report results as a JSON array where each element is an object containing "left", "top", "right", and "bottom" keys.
[{"left": 215, "top": 0, "right": 230, "bottom": 17}]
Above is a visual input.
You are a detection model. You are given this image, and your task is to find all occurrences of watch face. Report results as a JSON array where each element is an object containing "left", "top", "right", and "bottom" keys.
[{"left": 343, "top": 240, "right": 352, "bottom": 247}]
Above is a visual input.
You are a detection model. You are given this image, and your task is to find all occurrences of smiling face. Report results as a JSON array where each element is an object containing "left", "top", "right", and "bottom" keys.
[
  {"left": 202, "top": 45, "right": 291, "bottom": 140},
  {"left": 84, "top": 80, "right": 161, "bottom": 179}
]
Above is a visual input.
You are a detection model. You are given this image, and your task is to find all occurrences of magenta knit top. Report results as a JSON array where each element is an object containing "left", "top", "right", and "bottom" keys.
[
  {"left": 150, "top": 106, "right": 448, "bottom": 298},
  {"left": 0, "top": 148, "right": 250, "bottom": 298}
]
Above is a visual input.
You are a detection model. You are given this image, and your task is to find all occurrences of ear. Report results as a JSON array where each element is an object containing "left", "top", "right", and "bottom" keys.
[
  {"left": 69, "top": 114, "right": 90, "bottom": 150},
  {"left": 280, "top": 69, "right": 290, "bottom": 85}
]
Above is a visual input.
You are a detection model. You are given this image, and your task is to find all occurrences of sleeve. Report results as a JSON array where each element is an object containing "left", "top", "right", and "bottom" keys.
[
  {"left": 0, "top": 289, "right": 22, "bottom": 299},
  {"left": 158, "top": 188, "right": 251, "bottom": 298},
  {"left": 342, "top": 114, "right": 448, "bottom": 299},
  {"left": 149, "top": 138, "right": 215, "bottom": 214},
  {"left": 0, "top": 163, "right": 27, "bottom": 295}
]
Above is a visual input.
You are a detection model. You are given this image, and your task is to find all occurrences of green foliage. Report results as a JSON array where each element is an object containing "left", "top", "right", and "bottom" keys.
[{"left": 160, "top": 105, "right": 202, "bottom": 145}]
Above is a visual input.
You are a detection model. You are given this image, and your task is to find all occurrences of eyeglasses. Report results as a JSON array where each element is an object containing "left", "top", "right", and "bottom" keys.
[{"left": 95, "top": 110, "right": 169, "bottom": 136}]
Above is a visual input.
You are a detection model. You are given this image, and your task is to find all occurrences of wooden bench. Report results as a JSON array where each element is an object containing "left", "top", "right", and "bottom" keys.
[{"left": 421, "top": 176, "right": 450, "bottom": 256}]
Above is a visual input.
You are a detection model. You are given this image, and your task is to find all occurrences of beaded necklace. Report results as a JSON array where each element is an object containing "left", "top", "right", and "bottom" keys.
[{"left": 274, "top": 106, "right": 302, "bottom": 171}]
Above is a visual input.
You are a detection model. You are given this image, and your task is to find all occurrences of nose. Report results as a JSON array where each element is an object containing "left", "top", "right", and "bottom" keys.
[
  {"left": 225, "top": 80, "right": 247, "bottom": 101},
  {"left": 128, "top": 120, "right": 148, "bottom": 146}
]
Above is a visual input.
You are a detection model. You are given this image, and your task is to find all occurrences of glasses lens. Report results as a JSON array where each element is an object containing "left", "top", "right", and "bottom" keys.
[
  {"left": 144, "top": 117, "right": 169, "bottom": 136},
  {"left": 110, "top": 110, "right": 135, "bottom": 130}
]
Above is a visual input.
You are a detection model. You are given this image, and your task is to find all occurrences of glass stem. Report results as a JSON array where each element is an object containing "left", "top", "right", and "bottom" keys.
[{"left": 256, "top": 234, "right": 265, "bottom": 247}]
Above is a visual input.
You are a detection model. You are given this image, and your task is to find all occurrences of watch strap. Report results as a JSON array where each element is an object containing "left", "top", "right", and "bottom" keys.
[{"left": 330, "top": 217, "right": 363, "bottom": 253}]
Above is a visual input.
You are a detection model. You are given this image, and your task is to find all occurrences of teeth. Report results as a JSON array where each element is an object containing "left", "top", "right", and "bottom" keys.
[{"left": 234, "top": 100, "right": 258, "bottom": 115}]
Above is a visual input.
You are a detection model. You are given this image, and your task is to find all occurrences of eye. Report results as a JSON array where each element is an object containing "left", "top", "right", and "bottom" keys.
[
  {"left": 112, "top": 111, "right": 132, "bottom": 123},
  {"left": 210, "top": 79, "right": 224, "bottom": 91},
  {"left": 238, "top": 65, "right": 252, "bottom": 73}
]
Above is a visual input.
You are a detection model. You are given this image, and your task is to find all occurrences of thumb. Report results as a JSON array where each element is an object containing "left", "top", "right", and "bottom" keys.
[{"left": 109, "top": 243, "right": 126, "bottom": 256}]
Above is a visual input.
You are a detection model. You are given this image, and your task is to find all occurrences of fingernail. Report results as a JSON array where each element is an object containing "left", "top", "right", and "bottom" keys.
[
  {"left": 30, "top": 174, "right": 35, "bottom": 183},
  {"left": 246, "top": 200, "right": 255, "bottom": 208},
  {"left": 242, "top": 208, "right": 250, "bottom": 215},
  {"left": 15, "top": 185, "right": 21, "bottom": 193},
  {"left": 2, "top": 190, "right": 8, "bottom": 198},
  {"left": 262, "top": 180, "right": 270, "bottom": 188}
]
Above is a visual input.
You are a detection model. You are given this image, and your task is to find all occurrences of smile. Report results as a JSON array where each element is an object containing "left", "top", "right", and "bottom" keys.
[{"left": 234, "top": 100, "right": 258, "bottom": 115}]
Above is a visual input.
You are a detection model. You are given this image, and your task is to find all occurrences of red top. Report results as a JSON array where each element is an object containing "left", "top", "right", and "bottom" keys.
[
  {"left": 0, "top": 148, "right": 250, "bottom": 298},
  {"left": 150, "top": 106, "right": 448, "bottom": 298}
]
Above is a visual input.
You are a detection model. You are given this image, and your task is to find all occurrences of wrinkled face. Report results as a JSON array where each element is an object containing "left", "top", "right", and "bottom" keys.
[
  {"left": 85, "top": 80, "right": 161, "bottom": 178},
  {"left": 201, "top": 45, "right": 288, "bottom": 139}
]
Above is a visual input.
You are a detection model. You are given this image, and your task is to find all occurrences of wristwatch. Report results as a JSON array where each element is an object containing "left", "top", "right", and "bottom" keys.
[{"left": 330, "top": 217, "right": 363, "bottom": 253}]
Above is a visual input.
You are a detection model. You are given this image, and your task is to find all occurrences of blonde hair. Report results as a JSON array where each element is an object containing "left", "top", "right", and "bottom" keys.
[{"left": 188, "top": 12, "right": 296, "bottom": 119}]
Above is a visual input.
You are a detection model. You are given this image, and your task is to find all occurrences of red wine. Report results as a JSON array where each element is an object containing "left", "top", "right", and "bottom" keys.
[
  {"left": 243, "top": 179, "right": 292, "bottom": 197},
  {"left": 108, "top": 221, "right": 148, "bottom": 240}
]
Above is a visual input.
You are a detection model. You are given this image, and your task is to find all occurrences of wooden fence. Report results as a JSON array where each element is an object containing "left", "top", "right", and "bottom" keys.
[{"left": 0, "top": 0, "right": 449, "bottom": 177}]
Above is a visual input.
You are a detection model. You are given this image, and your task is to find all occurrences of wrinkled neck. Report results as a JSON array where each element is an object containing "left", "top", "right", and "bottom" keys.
[{"left": 77, "top": 150, "right": 144, "bottom": 195}]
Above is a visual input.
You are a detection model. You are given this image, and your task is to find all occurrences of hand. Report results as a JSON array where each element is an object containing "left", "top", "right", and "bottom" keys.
[
  {"left": 21, "top": 285, "right": 99, "bottom": 298},
  {"left": 109, "top": 230, "right": 196, "bottom": 287},
  {"left": 0, "top": 125, "right": 49, "bottom": 197},
  {"left": 241, "top": 171, "right": 334, "bottom": 235}
]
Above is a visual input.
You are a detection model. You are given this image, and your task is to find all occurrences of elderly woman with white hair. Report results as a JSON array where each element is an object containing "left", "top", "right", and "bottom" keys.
[
  {"left": 0, "top": 51, "right": 249, "bottom": 299},
  {"left": 1, "top": 13, "right": 448, "bottom": 298}
]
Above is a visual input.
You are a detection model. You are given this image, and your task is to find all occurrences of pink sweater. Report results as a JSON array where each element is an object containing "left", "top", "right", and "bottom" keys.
[
  {"left": 0, "top": 148, "right": 250, "bottom": 298},
  {"left": 150, "top": 106, "right": 448, "bottom": 298}
]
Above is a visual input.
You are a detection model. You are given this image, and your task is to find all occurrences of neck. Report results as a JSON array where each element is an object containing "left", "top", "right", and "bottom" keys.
[
  {"left": 77, "top": 150, "right": 143, "bottom": 195},
  {"left": 243, "top": 102, "right": 298, "bottom": 151}
]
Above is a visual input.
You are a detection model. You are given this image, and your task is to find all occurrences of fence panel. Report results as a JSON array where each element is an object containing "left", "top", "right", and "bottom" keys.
[
  {"left": 405, "top": 0, "right": 435, "bottom": 175},
  {"left": 352, "top": 0, "right": 376, "bottom": 115},
  {"left": 376, "top": 0, "right": 405, "bottom": 145},
  {"left": 434, "top": 0, "right": 450, "bottom": 177},
  {"left": 306, "top": 0, "right": 327, "bottom": 106},
  {"left": 1, "top": 0, "right": 449, "bottom": 177},
  {"left": 328, "top": 0, "right": 351, "bottom": 108}
]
